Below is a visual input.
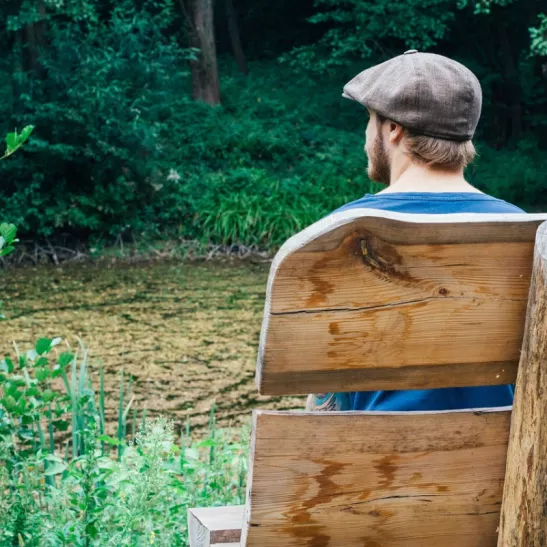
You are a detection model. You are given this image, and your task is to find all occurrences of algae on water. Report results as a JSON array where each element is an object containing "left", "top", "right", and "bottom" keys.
[{"left": 0, "top": 260, "right": 304, "bottom": 430}]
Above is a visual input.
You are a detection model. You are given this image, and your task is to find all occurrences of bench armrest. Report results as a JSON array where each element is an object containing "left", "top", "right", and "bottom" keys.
[{"left": 188, "top": 505, "right": 243, "bottom": 547}]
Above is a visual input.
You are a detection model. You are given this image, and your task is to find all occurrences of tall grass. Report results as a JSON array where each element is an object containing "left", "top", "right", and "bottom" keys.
[{"left": 0, "top": 338, "right": 248, "bottom": 546}]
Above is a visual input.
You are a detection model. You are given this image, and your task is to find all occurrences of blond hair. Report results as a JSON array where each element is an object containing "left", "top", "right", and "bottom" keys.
[
  {"left": 403, "top": 129, "right": 476, "bottom": 170},
  {"left": 376, "top": 113, "right": 476, "bottom": 169}
]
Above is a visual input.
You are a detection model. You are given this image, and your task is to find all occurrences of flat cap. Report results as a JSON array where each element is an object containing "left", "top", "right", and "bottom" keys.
[{"left": 342, "top": 51, "right": 482, "bottom": 141}]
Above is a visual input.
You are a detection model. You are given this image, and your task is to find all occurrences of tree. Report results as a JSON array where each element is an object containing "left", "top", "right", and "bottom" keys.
[
  {"left": 225, "top": 0, "right": 247, "bottom": 75},
  {"left": 183, "top": 0, "right": 221, "bottom": 104}
]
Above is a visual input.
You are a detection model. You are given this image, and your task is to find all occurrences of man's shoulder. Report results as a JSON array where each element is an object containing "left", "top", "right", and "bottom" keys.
[{"left": 333, "top": 192, "right": 525, "bottom": 215}]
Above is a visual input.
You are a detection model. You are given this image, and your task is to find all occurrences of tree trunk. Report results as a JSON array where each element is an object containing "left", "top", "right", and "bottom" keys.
[
  {"left": 225, "top": 0, "right": 247, "bottom": 76},
  {"left": 186, "top": 0, "right": 221, "bottom": 105},
  {"left": 497, "top": 221, "right": 547, "bottom": 546}
]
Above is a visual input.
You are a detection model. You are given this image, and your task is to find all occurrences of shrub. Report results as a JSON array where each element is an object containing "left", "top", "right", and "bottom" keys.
[{"left": 0, "top": 338, "right": 248, "bottom": 546}]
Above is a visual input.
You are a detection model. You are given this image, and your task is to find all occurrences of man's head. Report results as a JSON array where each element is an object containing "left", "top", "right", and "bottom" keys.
[
  {"left": 364, "top": 109, "right": 477, "bottom": 185},
  {"left": 344, "top": 51, "right": 482, "bottom": 185}
]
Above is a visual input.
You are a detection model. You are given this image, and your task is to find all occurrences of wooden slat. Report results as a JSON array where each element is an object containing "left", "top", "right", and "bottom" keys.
[
  {"left": 188, "top": 506, "right": 244, "bottom": 547},
  {"left": 256, "top": 212, "right": 547, "bottom": 395},
  {"left": 498, "top": 221, "right": 547, "bottom": 545},
  {"left": 242, "top": 409, "right": 511, "bottom": 547}
]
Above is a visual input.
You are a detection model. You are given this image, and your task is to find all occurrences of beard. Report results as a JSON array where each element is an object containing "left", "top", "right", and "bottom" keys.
[{"left": 366, "top": 132, "right": 391, "bottom": 185}]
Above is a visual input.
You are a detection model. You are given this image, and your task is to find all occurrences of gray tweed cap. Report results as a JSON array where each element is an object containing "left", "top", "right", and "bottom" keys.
[{"left": 342, "top": 50, "right": 482, "bottom": 141}]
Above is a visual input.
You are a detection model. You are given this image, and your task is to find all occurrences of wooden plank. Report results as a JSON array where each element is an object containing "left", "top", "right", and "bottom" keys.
[
  {"left": 241, "top": 409, "right": 511, "bottom": 547},
  {"left": 498, "top": 221, "right": 547, "bottom": 546},
  {"left": 257, "top": 212, "right": 547, "bottom": 395},
  {"left": 188, "top": 506, "right": 244, "bottom": 547}
]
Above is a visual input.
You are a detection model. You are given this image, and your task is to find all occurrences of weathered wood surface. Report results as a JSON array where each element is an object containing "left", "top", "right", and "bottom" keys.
[
  {"left": 242, "top": 409, "right": 511, "bottom": 547},
  {"left": 188, "top": 506, "right": 244, "bottom": 547},
  {"left": 498, "top": 221, "right": 547, "bottom": 546},
  {"left": 257, "top": 212, "right": 547, "bottom": 395}
]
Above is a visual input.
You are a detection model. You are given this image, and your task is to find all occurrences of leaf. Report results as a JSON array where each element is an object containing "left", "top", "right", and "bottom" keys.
[
  {"left": 85, "top": 522, "right": 98, "bottom": 539},
  {"left": 36, "top": 338, "right": 52, "bottom": 355},
  {"left": 35, "top": 357, "right": 48, "bottom": 367},
  {"left": 2, "top": 126, "right": 33, "bottom": 159},
  {"left": 5, "top": 132, "right": 17, "bottom": 154},
  {"left": 53, "top": 419, "right": 70, "bottom": 431},
  {"left": 45, "top": 454, "right": 65, "bottom": 463},
  {"left": 184, "top": 447, "right": 200, "bottom": 461},
  {"left": 97, "top": 458, "right": 117, "bottom": 470},
  {"left": 0, "top": 245, "right": 15, "bottom": 257},
  {"left": 19, "top": 125, "right": 34, "bottom": 145},
  {"left": 97, "top": 435, "right": 123, "bottom": 446},
  {"left": 58, "top": 352, "right": 74, "bottom": 367},
  {"left": 2, "top": 395, "right": 16, "bottom": 411},
  {"left": 0, "top": 224, "right": 16, "bottom": 242},
  {"left": 44, "top": 461, "right": 67, "bottom": 476},
  {"left": 15, "top": 397, "right": 27, "bottom": 413},
  {"left": 197, "top": 438, "right": 218, "bottom": 448},
  {"left": 21, "top": 414, "right": 34, "bottom": 426},
  {"left": 0, "top": 358, "right": 14, "bottom": 374},
  {"left": 35, "top": 368, "right": 50, "bottom": 382}
]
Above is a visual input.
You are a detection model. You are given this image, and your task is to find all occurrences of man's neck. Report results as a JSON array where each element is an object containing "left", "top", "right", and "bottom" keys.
[{"left": 379, "top": 163, "right": 481, "bottom": 194}]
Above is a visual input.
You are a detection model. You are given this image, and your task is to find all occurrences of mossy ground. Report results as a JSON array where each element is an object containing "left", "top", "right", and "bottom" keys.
[{"left": 0, "top": 260, "right": 305, "bottom": 431}]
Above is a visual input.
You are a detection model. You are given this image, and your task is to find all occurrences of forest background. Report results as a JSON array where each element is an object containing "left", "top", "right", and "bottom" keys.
[{"left": 1, "top": 0, "right": 547, "bottom": 253}]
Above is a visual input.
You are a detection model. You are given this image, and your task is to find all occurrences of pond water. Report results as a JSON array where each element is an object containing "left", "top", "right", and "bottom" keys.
[{"left": 0, "top": 260, "right": 304, "bottom": 430}]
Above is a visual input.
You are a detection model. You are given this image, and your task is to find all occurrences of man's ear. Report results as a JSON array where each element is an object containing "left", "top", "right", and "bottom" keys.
[{"left": 388, "top": 122, "right": 404, "bottom": 144}]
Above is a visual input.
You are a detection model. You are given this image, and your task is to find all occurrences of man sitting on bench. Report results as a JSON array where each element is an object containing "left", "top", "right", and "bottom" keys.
[{"left": 307, "top": 50, "right": 524, "bottom": 412}]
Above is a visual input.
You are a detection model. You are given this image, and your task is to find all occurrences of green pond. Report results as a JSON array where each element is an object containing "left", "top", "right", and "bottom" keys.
[{"left": 0, "top": 260, "right": 304, "bottom": 430}]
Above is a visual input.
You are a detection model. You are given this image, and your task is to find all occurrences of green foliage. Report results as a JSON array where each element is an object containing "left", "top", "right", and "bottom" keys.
[
  {"left": 530, "top": 13, "right": 547, "bottom": 56},
  {"left": 470, "top": 137, "right": 547, "bottom": 211},
  {"left": 284, "top": 0, "right": 457, "bottom": 70},
  {"left": 0, "top": 1, "right": 546, "bottom": 251},
  {"left": 0, "top": 338, "right": 247, "bottom": 546},
  {"left": 0, "top": 235, "right": 247, "bottom": 544},
  {"left": 1, "top": 125, "right": 34, "bottom": 160},
  {"left": 0, "top": 223, "right": 18, "bottom": 258},
  {"left": 1, "top": 0, "right": 193, "bottom": 237},
  {"left": 457, "top": 0, "right": 518, "bottom": 15}
]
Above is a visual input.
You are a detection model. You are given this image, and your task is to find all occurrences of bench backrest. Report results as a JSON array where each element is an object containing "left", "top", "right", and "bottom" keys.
[
  {"left": 243, "top": 408, "right": 510, "bottom": 546},
  {"left": 256, "top": 211, "right": 547, "bottom": 395},
  {"left": 242, "top": 211, "right": 547, "bottom": 546}
]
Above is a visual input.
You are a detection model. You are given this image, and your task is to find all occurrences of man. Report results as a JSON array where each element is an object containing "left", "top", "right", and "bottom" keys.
[{"left": 307, "top": 50, "right": 523, "bottom": 412}]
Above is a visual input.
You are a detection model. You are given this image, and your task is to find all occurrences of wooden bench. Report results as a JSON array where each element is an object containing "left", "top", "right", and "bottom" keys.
[{"left": 189, "top": 210, "right": 547, "bottom": 546}]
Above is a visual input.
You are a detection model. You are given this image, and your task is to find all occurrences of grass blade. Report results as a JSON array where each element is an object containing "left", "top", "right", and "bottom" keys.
[
  {"left": 99, "top": 361, "right": 105, "bottom": 454},
  {"left": 117, "top": 369, "right": 124, "bottom": 461},
  {"left": 71, "top": 348, "right": 78, "bottom": 460}
]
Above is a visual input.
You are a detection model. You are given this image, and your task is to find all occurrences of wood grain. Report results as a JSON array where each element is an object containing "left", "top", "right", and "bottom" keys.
[
  {"left": 188, "top": 506, "right": 244, "bottom": 547},
  {"left": 257, "top": 212, "right": 547, "bottom": 395},
  {"left": 241, "top": 409, "right": 511, "bottom": 547},
  {"left": 498, "top": 221, "right": 547, "bottom": 546}
]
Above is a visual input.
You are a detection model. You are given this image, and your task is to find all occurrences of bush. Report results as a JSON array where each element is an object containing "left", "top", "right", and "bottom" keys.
[
  {"left": 470, "top": 137, "right": 547, "bottom": 212},
  {"left": 1, "top": 0, "right": 193, "bottom": 238},
  {"left": 1, "top": 31, "right": 546, "bottom": 250},
  {"left": 0, "top": 338, "right": 247, "bottom": 546}
]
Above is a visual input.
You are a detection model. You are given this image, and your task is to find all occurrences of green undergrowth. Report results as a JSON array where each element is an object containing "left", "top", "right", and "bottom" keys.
[{"left": 0, "top": 337, "right": 248, "bottom": 546}]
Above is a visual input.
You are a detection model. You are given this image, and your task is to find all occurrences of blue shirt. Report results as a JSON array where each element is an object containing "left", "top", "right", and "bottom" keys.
[{"left": 329, "top": 192, "right": 524, "bottom": 411}]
